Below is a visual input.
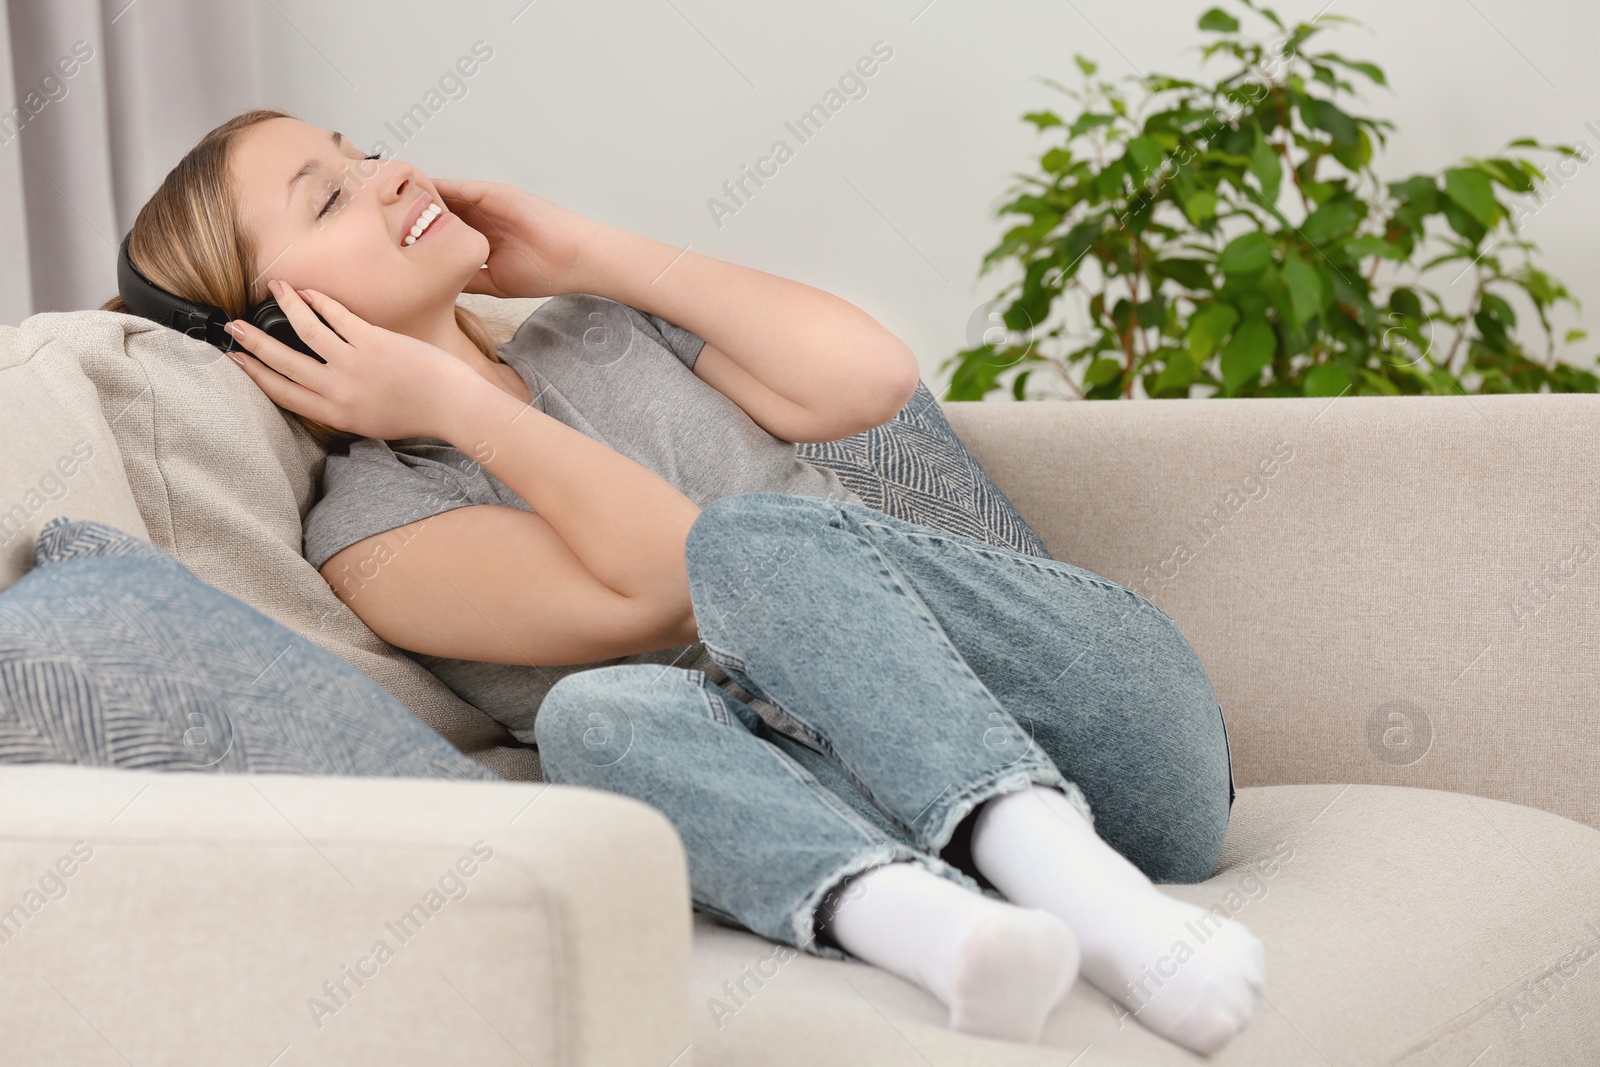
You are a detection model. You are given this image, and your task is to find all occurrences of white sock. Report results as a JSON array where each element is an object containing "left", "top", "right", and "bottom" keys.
[
  {"left": 819, "top": 860, "right": 1080, "bottom": 1044},
  {"left": 969, "top": 785, "right": 1266, "bottom": 1056}
]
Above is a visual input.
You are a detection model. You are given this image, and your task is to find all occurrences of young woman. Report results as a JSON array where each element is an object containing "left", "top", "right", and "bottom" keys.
[{"left": 106, "top": 108, "right": 1264, "bottom": 1052}]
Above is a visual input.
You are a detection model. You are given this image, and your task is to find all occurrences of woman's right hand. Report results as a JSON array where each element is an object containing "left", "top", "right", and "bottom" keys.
[
  {"left": 223, "top": 280, "right": 482, "bottom": 442},
  {"left": 434, "top": 178, "right": 608, "bottom": 300}
]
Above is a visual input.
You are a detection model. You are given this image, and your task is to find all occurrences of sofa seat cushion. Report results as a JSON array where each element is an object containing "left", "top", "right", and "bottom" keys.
[{"left": 687, "top": 783, "right": 1600, "bottom": 1066}]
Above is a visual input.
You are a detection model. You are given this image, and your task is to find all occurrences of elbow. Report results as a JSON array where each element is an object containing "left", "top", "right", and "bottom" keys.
[
  {"left": 822, "top": 353, "right": 921, "bottom": 440},
  {"left": 864, "top": 342, "right": 922, "bottom": 425},
  {"left": 795, "top": 342, "right": 922, "bottom": 443}
]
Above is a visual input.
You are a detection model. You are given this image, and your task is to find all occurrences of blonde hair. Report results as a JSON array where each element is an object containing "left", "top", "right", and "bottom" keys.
[{"left": 100, "top": 106, "right": 501, "bottom": 450}]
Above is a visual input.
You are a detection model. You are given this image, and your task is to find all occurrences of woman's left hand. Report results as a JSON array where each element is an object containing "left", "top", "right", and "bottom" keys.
[
  {"left": 435, "top": 178, "right": 609, "bottom": 300},
  {"left": 223, "top": 282, "right": 483, "bottom": 442}
]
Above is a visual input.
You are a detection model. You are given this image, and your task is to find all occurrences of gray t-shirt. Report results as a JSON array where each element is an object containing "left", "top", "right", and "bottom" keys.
[{"left": 302, "top": 293, "right": 866, "bottom": 745}]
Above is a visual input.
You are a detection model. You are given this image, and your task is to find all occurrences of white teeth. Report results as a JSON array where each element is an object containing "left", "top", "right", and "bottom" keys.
[{"left": 404, "top": 202, "right": 443, "bottom": 245}]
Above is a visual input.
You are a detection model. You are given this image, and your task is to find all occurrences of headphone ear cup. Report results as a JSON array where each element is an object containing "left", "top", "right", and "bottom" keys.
[{"left": 249, "top": 298, "right": 330, "bottom": 364}]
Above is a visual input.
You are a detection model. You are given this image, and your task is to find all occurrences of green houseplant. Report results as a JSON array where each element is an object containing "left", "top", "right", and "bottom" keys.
[{"left": 944, "top": 0, "right": 1600, "bottom": 401}]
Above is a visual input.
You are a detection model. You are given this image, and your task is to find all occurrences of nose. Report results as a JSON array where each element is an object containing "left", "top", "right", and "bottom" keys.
[{"left": 376, "top": 158, "right": 421, "bottom": 207}]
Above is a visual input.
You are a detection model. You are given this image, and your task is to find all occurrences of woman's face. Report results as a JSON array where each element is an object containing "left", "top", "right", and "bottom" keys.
[{"left": 229, "top": 117, "right": 489, "bottom": 333}]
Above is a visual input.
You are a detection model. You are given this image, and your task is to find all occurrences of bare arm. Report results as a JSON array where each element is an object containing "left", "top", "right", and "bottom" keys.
[
  {"left": 224, "top": 272, "right": 709, "bottom": 650},
  {"left": 431, "top": 375, "right": 703, "bottom": 643},
  {"left": 575, "top": 227, "right": 921, "bottom": 441},
  {"left": 320, "top": 504, "right": 698, "bottom": 665},
  {"left": 438, "top": 178, "right": 919, "bottom": 440}
]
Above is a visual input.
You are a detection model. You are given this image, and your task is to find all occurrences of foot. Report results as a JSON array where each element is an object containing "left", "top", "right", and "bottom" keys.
[
  {"left": 822, "top": 860, "right": 1080, "bottom": 1044},
  {"left": 970, "top": 784, "right": 1266, "bottom": 1055},
  {"left": 937, "top": 905, "right": 1081, "bottom": 1043},
  {"left": 1084, "top": 884, "right": 1266, "bottom": 1055}
]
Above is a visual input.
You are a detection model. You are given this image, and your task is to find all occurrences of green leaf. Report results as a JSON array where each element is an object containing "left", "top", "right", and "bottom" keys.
[
  {"left": 1440, "top": 196, "right": 1488, "bottom": 244},
  {"left": 1388, "top": 287, "right": 1424, "bottom": 323},
  {"left": 1250, "top": 132, "right": 1282, "bottom": 205},
  {"left": 1353, "top": 366, "right": 1402, "bottom": 395},
  {"left": 1319, "top": 53, "right": 1388, "bottom": 86},
  {"left": 1220, "top": 317, "right": 1276, "bottom": 393},
  {"left": 1182, "top": 190, "right": 1219, "bottom": 225},
  {"left": 1188, "top": 304, "right": 1240, "bottom": 361},
  {"left": 1011, "top": 256, "right": 1064, "bottom": 328},
  {"left": 1298, "top": 201, "right": 1360, "bottom": 245},
  {"left": 1153, "top": 349, "right": 1200, "bottom": 394},
  {"left": 1074, "top": 55, "right": 1099, "bottom": 77},
  {"left": 1136, "top": 294, "right": 1167, "bottom": 329},
  {"left": 1473, "top": 157, "right": 1536, "bottom": 195},
  {"left": 1155, "top": 258, "right": 1213, "bottom": 290},
  {"left": 1345, "top": 234, "right": 1402, "bottom": 259},
  {"left": 1443, "top": 167, "right": 1500, "bottom": 231},
  {"left": 1305, "top": 363, "right": 1351, "bottom": 396},
  {"left": 1250, "top": 3, "right": 1286, "bottom": 30},
  {"left": 1067, "top": 112, "right": 1118, "bottom": 139},
  {"left": 1126, "top": 136, "right": 1168, "bottom": 182},
  {"left": 1281, "top": 254, "right": 1325, "bottom": 326},
  {"left": 1389, "top": 175, "right": 1440, "bottom": 217},
  {"left": 1330, "top": 127, "right": 1374, "bottom": 172},
  {"left": 1041, "top": 147, "right": 1075, "bottom": 173},
  {"left": 1023, "top": 110, "right": 1064, "bottom": 131},
  {"left": 1055, "top": 221, "right": 1102, "bottom": 279},
  {"left": 1301, "top": 97, "right": 1360, "bottom": 146},
  {"left": 1515, "top": 265, "right": 1567, "bottom": 309},
  {"left": 1084, "top": 357, "right": 1123, "bottom": 387},
  {"left": 1198, "top": 7, "right": 1240, "bottom": 32},
  {"left": 1219, "top": 232, "right": 1274, "bottom": 276},
  {"left": 1479, "top": 291, "right": 1517, "bottom": 328},
  {"left": 1095, "top": 163, "right": 1126, "bottom": 199}
]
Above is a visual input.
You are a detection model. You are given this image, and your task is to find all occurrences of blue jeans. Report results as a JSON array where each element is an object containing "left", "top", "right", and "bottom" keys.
[{"left": 534, "top": 492, "right": 1234, "bottom": 964}]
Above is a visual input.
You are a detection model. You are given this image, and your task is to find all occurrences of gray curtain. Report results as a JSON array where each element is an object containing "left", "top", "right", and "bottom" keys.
[{"left": 0, "top": 0, "right": 261, "bottom": 324}]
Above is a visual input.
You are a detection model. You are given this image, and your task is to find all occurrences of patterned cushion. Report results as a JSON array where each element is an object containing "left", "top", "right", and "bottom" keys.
[
  {"left": 0, "top": 517, "right": 498, "bottom": 780},
  {"left": 796, "top": 379, "right": 1054, "bottom": 558}
]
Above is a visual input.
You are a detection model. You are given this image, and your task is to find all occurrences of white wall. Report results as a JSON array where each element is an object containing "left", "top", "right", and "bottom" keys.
[{"left": 257, "top": 0, "right": 1600, "bottom": 396}]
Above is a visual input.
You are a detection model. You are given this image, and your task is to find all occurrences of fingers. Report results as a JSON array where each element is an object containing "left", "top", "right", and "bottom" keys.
[
  {"left": 222, "top": 325, "right": 343, "bottom": 428},
  {"left": 437, "top": 179, "right": 500, "bottom": 229},
  {"left": 436, "top": 177, "right": 490, "bottom": 205},
  {"left": 294, "top": 287, "right": 363, "bottom": 345},
  {"left": 222, "top": 312, "right": 321, "bottom": 383},
  {"left": 266, "top": 280, "right": 352, "bottom": 358}
]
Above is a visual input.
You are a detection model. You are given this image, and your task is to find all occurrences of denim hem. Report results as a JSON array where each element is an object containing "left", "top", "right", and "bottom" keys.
[
  {"left": 788, "top": 842, "right": 988, "bottom": 964},
  {"left": 922, "top": 763, "right": 1097, "bottom": 859}
]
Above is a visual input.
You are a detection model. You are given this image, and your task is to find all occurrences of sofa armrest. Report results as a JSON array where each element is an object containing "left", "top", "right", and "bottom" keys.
[
  {"left": 0, "top": 765, "right": 691, "bottom": 1066},
  {"left": 944, "top": 394, "right": 1600, "bottom": 830}
]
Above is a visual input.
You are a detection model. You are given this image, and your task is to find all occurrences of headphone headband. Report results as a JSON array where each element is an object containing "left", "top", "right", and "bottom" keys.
[{"left": 115, "top": 231, "right": 328, "bottom": 363}]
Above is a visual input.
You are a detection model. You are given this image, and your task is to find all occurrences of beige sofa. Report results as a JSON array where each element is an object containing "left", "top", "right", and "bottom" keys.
[{"left": 1, "top": 296, "right": 1597, "bottom": 1065}]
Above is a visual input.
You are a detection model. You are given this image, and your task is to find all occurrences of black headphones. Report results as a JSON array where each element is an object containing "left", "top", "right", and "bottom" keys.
[{"left": 116, "top": 230, "right": 332, "bottom": 364}]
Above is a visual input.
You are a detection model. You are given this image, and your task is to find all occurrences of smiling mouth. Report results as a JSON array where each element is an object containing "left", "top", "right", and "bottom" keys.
[{"left": 404, "top": 201, "right": 446, "bottom": 246}]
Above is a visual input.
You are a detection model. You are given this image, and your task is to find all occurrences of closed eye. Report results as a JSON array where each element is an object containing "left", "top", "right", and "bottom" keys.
[{"left": 318, "top": 153, "right": 383, "bottom": 220}]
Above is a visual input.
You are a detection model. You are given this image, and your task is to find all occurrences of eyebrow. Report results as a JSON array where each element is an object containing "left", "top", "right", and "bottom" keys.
[{"left": 285, "top": 130, "right": 350, "bottom": 206}]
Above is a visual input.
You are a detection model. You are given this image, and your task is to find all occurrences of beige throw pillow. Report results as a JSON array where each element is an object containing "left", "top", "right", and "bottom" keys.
[
  {"left": 10, "top": 298, "right": 547, "bottom": 781},
  {"left": 0, "top": 326, "right": 151, "bottom": 588}
]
